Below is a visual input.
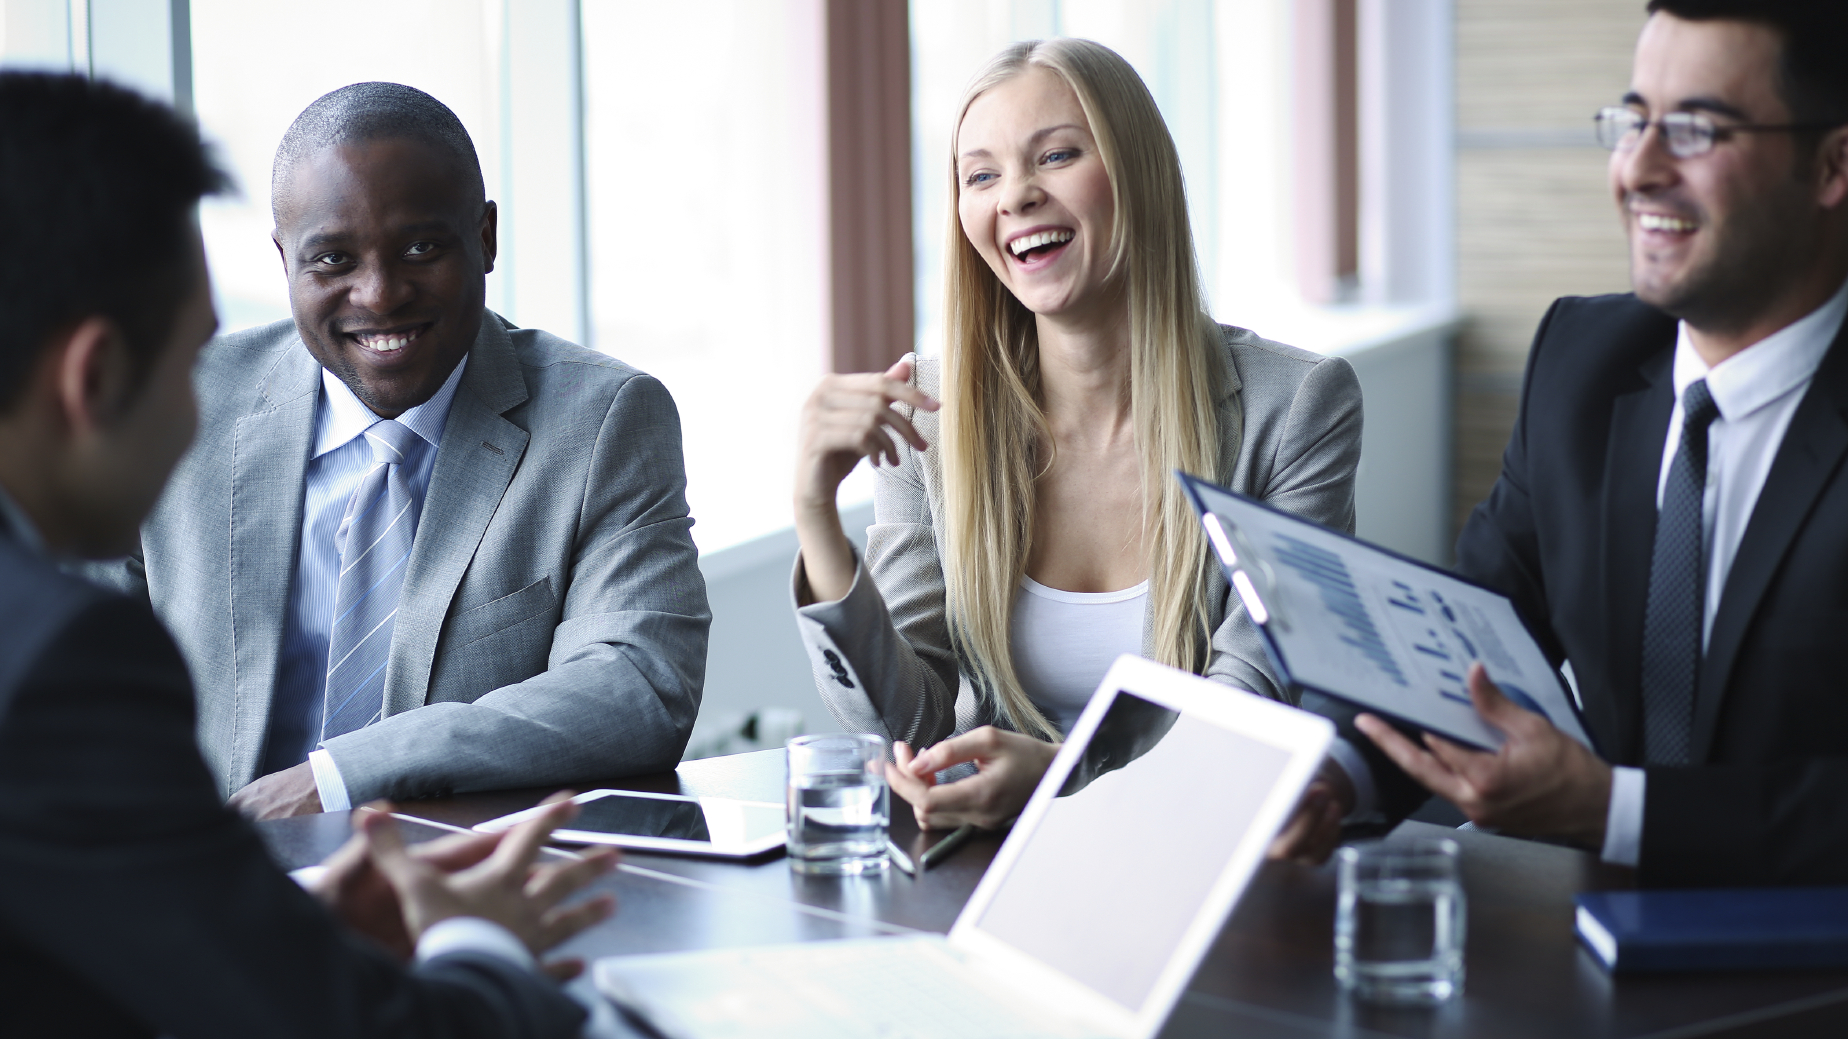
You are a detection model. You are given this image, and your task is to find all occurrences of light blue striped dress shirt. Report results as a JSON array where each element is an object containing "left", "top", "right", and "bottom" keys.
[{"left": 265, "top": 357, "right": 469, "bottom": 806}]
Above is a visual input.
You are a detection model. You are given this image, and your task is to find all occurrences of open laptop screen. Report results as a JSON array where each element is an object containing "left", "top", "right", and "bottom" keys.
[{"left": 971, "top": 691, "right": 1292, "bottom": 1014}]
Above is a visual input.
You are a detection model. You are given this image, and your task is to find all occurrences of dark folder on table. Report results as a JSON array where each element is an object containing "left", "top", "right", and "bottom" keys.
[
  {"left": 1177, "top": 471, "right": 1591, "bottom": 753},
  {"left": 1576, "top": 888, "right": 1848, "bottom": 972}
]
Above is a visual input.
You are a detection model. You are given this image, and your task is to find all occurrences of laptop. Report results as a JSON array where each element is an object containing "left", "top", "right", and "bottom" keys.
[{"left": 593, "top": 654, "right": 1333, "bottom": 1039}]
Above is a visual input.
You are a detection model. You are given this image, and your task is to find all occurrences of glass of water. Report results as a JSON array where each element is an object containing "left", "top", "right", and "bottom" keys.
[
  {"left": 1334, "top": 837, "right": 1466, "bottom": 1005},
  {"left": 785, "top": 733, "right": 889, "bottom": 875}
]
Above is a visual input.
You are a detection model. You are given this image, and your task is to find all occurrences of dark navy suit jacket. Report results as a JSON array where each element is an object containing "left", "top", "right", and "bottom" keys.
[
  {"left": 0, "top": 525, "right": 584, "bottom": 1037},
  {"left": 1316, "top": 293, "right": 1848, "bottom": 887}
]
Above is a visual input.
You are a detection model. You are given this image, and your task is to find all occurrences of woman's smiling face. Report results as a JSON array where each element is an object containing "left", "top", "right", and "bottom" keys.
[{"left": 956, "top": 67, "right": 1119, "bottom": 323}]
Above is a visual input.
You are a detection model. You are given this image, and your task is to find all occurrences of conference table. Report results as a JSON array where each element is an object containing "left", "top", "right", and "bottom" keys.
[{"left": 256, "top": 749, "right": 1848, "bottom": 1038}]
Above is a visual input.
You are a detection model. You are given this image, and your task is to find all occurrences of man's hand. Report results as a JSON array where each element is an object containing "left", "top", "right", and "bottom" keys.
[
  {"left": 360, "top": 795, "right": 618, "bottom": 976},
  {"left": 888, "top": 727, "right": 1060, "bottom": 831},
  {"left": 229, "top": 760, "right": 322, "bottom": 820},
  {"left": 1356, "top": 662, "right": 1612, "bottom": 848},
  {"left": 309, "top": 823, "right": 503, "bottom": 960},
  {"left": 1266, "top": 757, "right": 1355, "bottom": 865}
]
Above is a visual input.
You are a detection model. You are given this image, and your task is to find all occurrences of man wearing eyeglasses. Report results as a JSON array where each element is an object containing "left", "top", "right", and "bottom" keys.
[{"left": 1279, "top": 0, "right": 1848, "bottom": 887}]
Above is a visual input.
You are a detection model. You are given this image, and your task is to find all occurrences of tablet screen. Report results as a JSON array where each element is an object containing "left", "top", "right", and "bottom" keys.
[
  {"left": 565, "top": 793, "right": 786, "bottom": 846},
  {"left": 572, "top": 794, "right": 712, "bottom": 840}
]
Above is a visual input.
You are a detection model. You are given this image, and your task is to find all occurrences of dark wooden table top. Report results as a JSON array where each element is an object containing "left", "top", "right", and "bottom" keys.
[{"left": 257, "top": 749, "right": 1848, "bottom": 1038}]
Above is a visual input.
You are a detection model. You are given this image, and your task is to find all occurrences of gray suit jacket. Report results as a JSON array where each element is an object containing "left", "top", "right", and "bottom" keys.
[
  {"left": 88, "top": 312, "right": 709, "bottom": 802},
  {"left": 793, "top": 325, "right": 1363, "bottom": 754}
]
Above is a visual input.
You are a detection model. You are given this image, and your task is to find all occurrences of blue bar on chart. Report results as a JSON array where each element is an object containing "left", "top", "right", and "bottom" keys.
[
  {"left": 1387, "top": 580, "right": 1425, "bottom": 614},
  {"left": 1272, "top": 535, "right": 1408, "bottom": 687}
]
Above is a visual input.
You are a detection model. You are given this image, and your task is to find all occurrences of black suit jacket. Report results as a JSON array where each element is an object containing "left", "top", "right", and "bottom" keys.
[
  {"left": 1322, "top": 292, "right": 1848, "bottom": 887},
  {"left": 0, "top": 531, "right": 585, "bottom": 1038}
]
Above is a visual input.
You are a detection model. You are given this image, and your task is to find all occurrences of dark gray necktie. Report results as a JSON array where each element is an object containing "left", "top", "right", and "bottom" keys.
[
  {"left": 322, "top": 420, "right": 421, "bottom": 741},
  {"left": 1640, "top": 379, "right": 1719, "bottom": 765}
]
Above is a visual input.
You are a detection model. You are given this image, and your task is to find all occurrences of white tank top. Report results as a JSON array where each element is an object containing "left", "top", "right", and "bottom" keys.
[{"left": 1009, "top": 576, "right": 1149, "bottom": 736}]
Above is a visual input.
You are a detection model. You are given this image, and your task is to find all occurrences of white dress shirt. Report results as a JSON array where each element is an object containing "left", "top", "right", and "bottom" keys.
[
  {"left": 268, "top": 358, "right": 469, "bottom": 810},
  {"left": 1600, "top": 277, "right": 1847, "bottom": 866}
]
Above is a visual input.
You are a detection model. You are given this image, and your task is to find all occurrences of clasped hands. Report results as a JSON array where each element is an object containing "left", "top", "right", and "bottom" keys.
[
  {"left": 308, "top": 794, "right": 619, "bottom": 980},
  {"left": 1272, "top": 662, "right": 1614, "bottom": 864}
]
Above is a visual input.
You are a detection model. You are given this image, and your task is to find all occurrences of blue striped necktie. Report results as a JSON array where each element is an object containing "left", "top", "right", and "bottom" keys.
[
  {"left": 322, "top": 420, "right": 421, "bottom": 741},
  {"left": 1640, "top": 379, "right": 1719, "bottom": 765}
]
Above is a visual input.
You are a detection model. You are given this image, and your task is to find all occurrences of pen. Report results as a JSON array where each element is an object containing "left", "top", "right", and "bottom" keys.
[
  {"left": 919, "top": 823, "right": 977, "bottom": 870},
  {"left": 886, "top": 839, "right": 916, "bottom": 875}
]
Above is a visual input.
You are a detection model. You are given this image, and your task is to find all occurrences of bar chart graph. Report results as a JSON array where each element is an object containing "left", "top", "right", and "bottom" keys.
[{"left": 1272, "top": 535, "right": 1409, "bottom": 687}]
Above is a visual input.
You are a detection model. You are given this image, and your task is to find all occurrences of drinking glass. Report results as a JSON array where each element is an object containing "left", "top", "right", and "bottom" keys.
[
  {"left": 1334, "top": 837, "right": 1466, "bottom": 1005},
  {"left": 785, "top": 733, "right": 889, "bottom": 875}
]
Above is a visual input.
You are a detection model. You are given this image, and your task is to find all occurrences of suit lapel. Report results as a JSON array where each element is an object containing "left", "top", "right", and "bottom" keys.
[
  {"left": 384, "top": 314, "right": 530, "bottom": 717},
  {"left": 1692, "top": 327, "right": 1848, "bottom": 759},
  {"left": 1166, "top": 330, "right": 1245, "bottom": 654},
  {"left": 1595, "top": 348, "right": 1675, "bottom": 765},
  {"left": 228, "top": 339, "right": 319, "bottom": 787}
]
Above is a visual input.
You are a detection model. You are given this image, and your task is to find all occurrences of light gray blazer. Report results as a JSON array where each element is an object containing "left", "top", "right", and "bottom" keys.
[
  {"left": 793, "top": 325, "right": 1363, "bottom": 753},
  {"left": 87, "top": 312, "right": 710, "bottom": 801}
]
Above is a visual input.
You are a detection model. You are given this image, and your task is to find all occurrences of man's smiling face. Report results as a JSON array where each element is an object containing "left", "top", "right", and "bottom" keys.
[
  {"left": 273, "top": 137, "right": 495, "bottom": 418},
  {"left": 1613, "top": 14, "right": 1819, "bottom": 332}
]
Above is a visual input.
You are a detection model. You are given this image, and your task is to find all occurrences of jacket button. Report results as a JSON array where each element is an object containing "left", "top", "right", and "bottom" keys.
[{"left": 835, "top": 673, "right": 856, "bottom": 689}]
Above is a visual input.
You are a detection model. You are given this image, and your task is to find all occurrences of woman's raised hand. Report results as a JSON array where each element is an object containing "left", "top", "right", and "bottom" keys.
[
  {"left": 796, "top": 358, "right": 939, "bottom": 507},
  {"left": 794, "top": 358, "right": 939, "bottom": 604}
]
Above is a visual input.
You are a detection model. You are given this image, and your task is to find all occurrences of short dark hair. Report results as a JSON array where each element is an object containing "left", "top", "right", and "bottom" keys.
[
  {"left": 1645, "top": 1, "right": 1848, "bottom": 125},
  {"left": 271, "top": 82, "right": 484, "bottom": 219},
  {"left": 0, "top": 72, "right": 229, "bottom": 415}
]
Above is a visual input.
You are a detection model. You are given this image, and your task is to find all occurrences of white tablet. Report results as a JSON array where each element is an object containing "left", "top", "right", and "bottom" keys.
[{"left": 474, "top": 789, "right": 787, "bottom": 859}]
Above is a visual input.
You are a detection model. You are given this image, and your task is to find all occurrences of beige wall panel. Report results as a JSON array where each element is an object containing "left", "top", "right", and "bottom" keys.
[
  {"left": 1457, "top": 147, "right": 1630, "bottom": 374},
  {"left": 1456, "top": 0, "right": 1645, "bottom": 130},
  {"left": 1451, "top": 0, "right": 1648, "bottom": 533}
]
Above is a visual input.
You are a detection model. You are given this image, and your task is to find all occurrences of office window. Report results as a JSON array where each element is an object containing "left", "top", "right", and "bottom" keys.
[
  {"left": 189, "top": 0, "right": 512, "bottom": 334},
  {"left": 580, "top": 0, "right": 830, "bottom": 553}
]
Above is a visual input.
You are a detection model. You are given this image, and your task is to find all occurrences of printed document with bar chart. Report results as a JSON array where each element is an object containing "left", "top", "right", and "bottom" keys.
[{"left": 1179, "top": 473, "right": 1591, "bottom": 752}]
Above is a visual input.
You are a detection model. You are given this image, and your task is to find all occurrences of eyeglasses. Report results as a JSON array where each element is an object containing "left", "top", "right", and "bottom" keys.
[{"left": 1595, "top": 106, "right": 1845, "bottom": 159}]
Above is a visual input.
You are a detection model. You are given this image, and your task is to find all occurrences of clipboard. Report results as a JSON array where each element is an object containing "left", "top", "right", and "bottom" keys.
[{"left": 1178, "top": 471, "right": 1592, "bottom": 753}]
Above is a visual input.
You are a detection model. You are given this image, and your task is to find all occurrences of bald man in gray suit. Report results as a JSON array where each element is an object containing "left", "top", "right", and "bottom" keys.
[{"left": 90, "top": 82, "right": 709, "bottom": 819}]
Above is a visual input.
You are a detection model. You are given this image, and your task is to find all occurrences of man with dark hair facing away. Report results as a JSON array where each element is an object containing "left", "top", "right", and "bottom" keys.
[
  {"left": 1278, "top": 0, "right": 1848, "bottom": 887},
  {"left": 0, "top": 71, "right": 617, "bottom": 1037}
]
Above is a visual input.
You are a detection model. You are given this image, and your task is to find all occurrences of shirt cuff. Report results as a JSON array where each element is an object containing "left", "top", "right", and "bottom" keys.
[
  {"left": 309, "top": 749, "right": 352, "bottom": 812},
  {"left": 1600, "top": 766, "right": 1645, "bottom": 867},
  {"left": 1325, "top": 738, "right": 1378, "bottom": 819},
  {"left": 415, "top": 917, "right": 537, "bottom": 972},
  {"left": 287, "top": 865, "right": 328, "bottom": 889}
]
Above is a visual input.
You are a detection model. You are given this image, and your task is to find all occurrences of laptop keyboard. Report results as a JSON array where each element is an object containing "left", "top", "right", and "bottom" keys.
[{"left": 596, "top": 938, "right": 1111, "bottom": 1039}]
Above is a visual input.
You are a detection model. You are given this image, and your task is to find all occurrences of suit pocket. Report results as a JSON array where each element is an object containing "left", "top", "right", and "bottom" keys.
[{"left": 447, "top": 577, "right": 559, "bottom": 648}]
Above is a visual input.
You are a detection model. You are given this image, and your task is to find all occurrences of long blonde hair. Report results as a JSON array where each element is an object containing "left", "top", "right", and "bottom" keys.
[{"left": 940, "top": 38, "right": 1226, "bottom": 741}]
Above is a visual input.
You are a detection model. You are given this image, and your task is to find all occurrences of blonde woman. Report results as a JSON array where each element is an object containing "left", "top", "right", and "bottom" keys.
[{"left": 793, "top": 39, "right": 1361, "bottom": 846}]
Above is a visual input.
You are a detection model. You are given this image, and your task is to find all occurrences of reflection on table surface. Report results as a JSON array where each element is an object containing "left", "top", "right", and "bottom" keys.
[{"left": 255, "top": 748, "right": 1848, "bottom": 1038}]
